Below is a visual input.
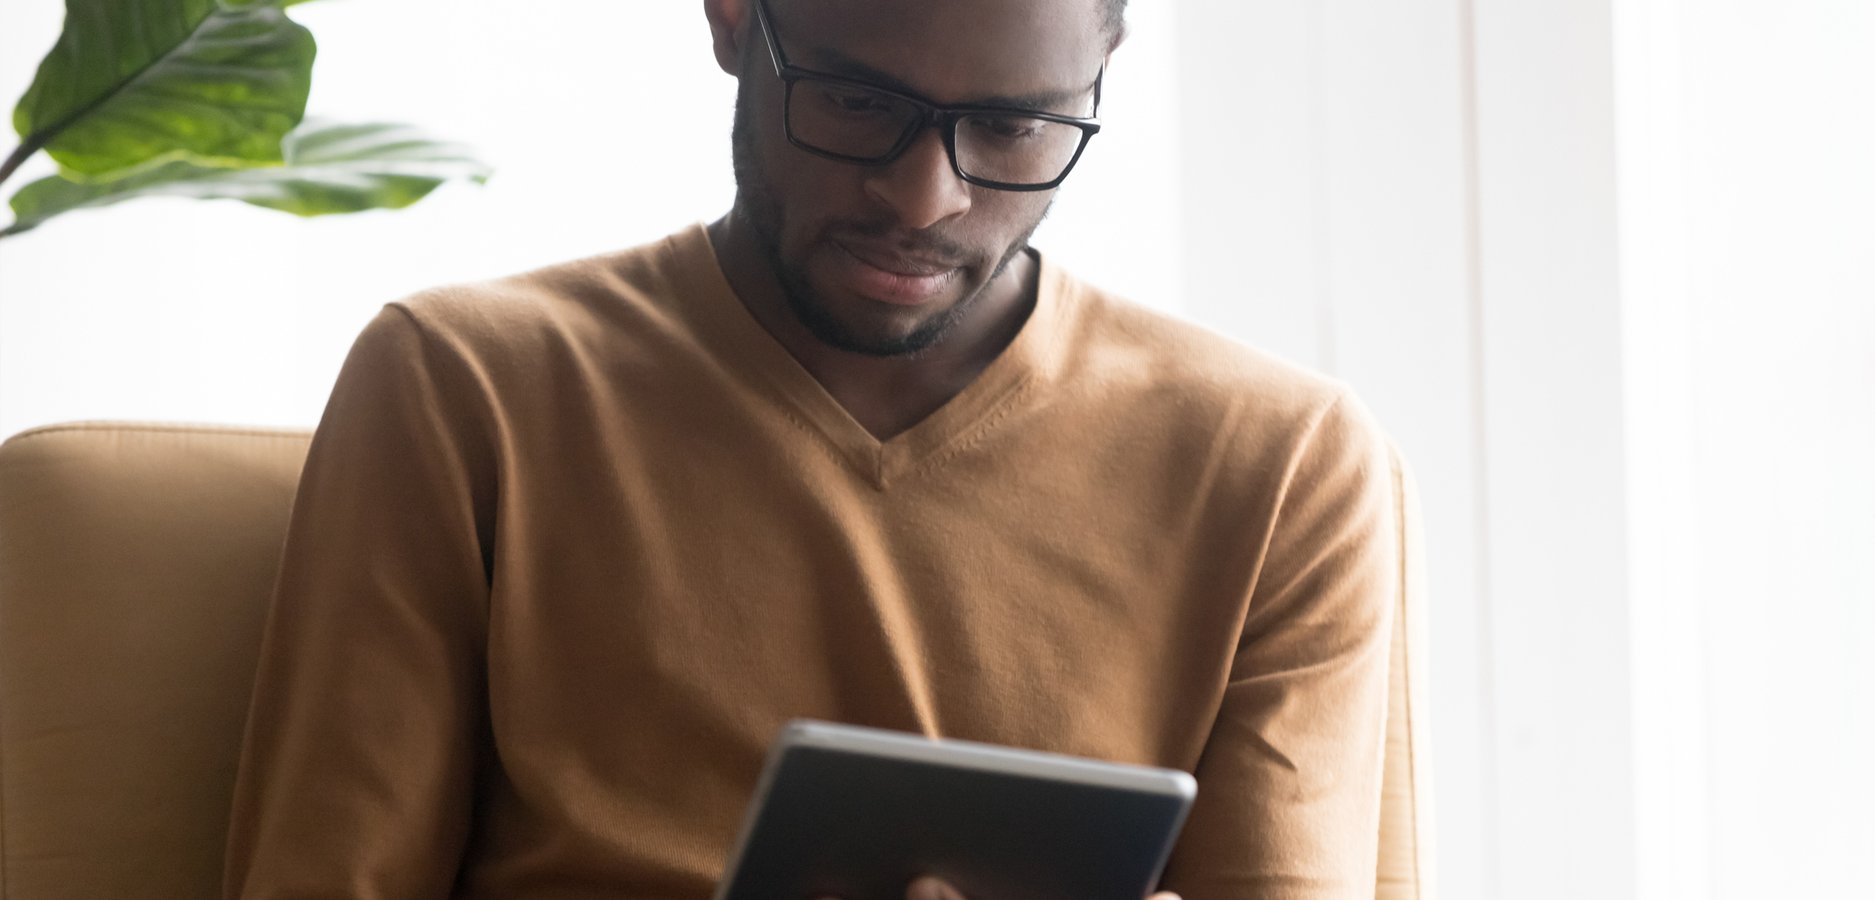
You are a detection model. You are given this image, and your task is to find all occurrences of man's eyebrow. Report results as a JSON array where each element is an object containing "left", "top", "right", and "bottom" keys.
[{"left": 805, "top": 47, "right": 1095, "bottom": 113}]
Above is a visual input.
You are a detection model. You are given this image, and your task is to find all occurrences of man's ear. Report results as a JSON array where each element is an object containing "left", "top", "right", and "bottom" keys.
[
  {"left": 704, "top": 0, "right": 750, "bottom": 77},
  {"left": 1106, "top": 23, "right": 1129, "bottom": 57}
]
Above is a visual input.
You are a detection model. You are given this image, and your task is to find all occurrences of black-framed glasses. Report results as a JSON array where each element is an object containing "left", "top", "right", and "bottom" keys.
[{"left": 751, "top": 0, "right": 1103, "bottom": 192}]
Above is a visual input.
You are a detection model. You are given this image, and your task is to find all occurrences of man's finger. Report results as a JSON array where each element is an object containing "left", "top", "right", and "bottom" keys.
[{"left": 1148, "top": 893, "right": 1182, "bottom": 900}]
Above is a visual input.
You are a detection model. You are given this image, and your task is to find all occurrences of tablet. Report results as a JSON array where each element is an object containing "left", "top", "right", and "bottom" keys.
[{"left": 714, "top": 720, "right": 1197, "bottom": 900}]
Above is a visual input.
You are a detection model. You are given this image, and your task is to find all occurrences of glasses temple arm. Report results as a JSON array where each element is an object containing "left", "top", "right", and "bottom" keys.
[{"left": 752, "top": 0, "right": 788, "bottom": 78}]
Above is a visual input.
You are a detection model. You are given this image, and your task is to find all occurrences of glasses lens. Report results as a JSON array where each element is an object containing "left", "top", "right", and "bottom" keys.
[
  {"left": 788, "top": 78, "right": 922, "bottom": 160},
  {"left": 953, "top": 114, "right": 1087, "bottom": 186}
]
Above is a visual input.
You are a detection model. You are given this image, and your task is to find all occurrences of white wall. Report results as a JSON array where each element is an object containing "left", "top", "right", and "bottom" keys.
[
  {"left": 1667, "top": 2, "right": 1875, "bottom": 897},
  {"left": 1472, "top": 0, "right": 1640, "bottom": 896}
]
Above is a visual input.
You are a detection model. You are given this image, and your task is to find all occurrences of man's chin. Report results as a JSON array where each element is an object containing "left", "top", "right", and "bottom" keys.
[{"left": 781, "top": 285, "right": 972, "bottom": 358}]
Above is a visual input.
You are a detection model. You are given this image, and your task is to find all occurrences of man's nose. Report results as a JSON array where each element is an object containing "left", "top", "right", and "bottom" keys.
[{"left": 863, "top": 127, "right": 972, "bottom": 230}]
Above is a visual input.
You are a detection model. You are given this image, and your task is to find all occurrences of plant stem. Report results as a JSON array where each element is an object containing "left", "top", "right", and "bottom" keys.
[
  {"left": 0, "top": 141, "right": 40, "bottom": 191},
  {"left": 0, "top": 143, "right": 38, "bottom": 239}
]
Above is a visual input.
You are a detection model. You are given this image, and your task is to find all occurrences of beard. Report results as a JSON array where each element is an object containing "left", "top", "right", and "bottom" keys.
[{"left": 729, "top": 79, "right": 1041, "bottom": 358}]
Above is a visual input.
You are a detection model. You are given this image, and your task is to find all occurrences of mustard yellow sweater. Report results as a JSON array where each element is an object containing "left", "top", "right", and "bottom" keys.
[{"left": 225, "top": 225, "right": 1399, "bottom": 900}]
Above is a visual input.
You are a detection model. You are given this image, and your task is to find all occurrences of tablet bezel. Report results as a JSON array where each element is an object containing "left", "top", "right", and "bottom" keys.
[
  {"left": 779, "top": 721, "right": 1198, "bottom": 796},
  {"left": 713, "top": 720, "right": 1198, "bottom": 900}
]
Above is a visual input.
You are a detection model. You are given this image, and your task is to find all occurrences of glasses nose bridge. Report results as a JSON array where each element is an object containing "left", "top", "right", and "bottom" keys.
[
  {"left": 901, "top": 105, "right": 963, "bottom": 166},
  {"left": 915, "top": 104, "right": 951, "bottom": 131}
]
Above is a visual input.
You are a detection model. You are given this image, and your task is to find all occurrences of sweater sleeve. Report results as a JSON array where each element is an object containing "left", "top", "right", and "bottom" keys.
[
  {"left": 223, "top": 304, "right": 498, "bottom": 900},
  {"left": 1161, "top": 392, "right": 1398, "bottom": 900}
]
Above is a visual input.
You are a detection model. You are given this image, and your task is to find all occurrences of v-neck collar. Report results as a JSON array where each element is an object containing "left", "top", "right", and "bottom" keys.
[{"left": 671, "top": 223, "right": 1067, "bottom": 490}]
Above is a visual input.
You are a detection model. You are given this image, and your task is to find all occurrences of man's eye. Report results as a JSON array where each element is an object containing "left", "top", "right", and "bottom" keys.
[
  {"left": 970, "top": 117, "right": 1046, "bottom": 141},
  {"left": 819, "top": 87, "right": 893, "bottom": 115}
]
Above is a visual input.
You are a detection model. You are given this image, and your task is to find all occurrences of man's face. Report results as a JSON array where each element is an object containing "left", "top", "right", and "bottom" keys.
[{"left": 729, "top": 0, "right": 1110, "bottom": 356}]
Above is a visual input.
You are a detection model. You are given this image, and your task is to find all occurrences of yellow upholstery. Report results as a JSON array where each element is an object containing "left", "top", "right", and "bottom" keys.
[
  {"left": 0, "top": 421, "right": 1433, "bottom": 900},
  {"left": 0, "top": 423, "right": 312, "bottom": 900},
  {"left": 1376, "top": 445, "right": 1436, "bottom": 900}
]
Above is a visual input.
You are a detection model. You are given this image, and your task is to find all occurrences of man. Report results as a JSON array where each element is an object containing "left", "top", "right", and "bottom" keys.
[{"left": 223, "top": 0, "right": 1403, "bottom": 898}]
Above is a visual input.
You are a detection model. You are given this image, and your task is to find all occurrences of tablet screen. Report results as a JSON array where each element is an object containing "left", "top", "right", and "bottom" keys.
[{"left": 715, "top": 721, "right": 1197, "bottom": 900}]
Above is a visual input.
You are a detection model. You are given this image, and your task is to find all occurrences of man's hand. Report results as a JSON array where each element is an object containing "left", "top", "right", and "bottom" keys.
[{"left": 901, "top": 875, "right": 1181, "bottom": 900}]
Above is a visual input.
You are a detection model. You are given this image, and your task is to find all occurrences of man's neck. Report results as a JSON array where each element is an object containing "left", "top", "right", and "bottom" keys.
[{"left": 708, "top": 214, "right": 1038, "bottom": 442}]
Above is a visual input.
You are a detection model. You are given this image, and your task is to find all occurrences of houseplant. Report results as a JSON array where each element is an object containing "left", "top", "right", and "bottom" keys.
[{"left": 0, "top": 0, "right": 489, "bottom": 239}]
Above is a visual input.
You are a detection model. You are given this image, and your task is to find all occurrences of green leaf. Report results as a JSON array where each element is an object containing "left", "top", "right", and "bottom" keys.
[
  {"left": 3, "top": 120, "right": 492, "bottom": 236},
  {"left": 12, "top": 0, "right": 315, "bottom": 178}
]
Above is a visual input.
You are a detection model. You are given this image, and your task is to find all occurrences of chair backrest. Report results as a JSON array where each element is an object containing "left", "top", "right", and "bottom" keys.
[
  {"left": 0, "top": 423, "right": 312, "bottom": 900},
  {"left": 1376, "top": 444, "right": 1436, "bottom": 900},
  {"left": 0, "top": 421, "right": 1433, "bottom": 900}
]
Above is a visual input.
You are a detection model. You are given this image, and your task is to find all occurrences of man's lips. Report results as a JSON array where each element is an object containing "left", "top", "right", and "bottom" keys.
[{"left": 829, "top": 239, "right": 962, "bottom": 306}]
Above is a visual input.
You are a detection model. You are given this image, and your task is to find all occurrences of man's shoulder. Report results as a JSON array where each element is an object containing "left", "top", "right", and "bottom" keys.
[
  {"left": 1050, "top": 271, "right": 1395, "bottom": 512},
  {"left": 1052, "top": 269, "right": 1356, "bottom": 431},
  {"left": 384, "top": 227, "right": 714, "bottom": 362}
]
